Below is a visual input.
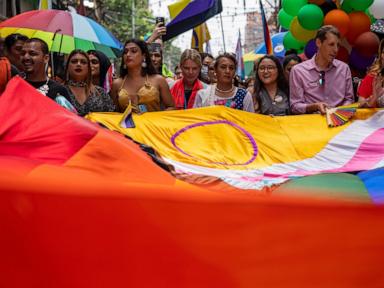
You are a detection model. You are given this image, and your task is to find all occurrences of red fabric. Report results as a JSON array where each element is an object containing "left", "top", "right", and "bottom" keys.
[
  {"left": 357, "top": 73, "right": 375, "bottom": 98},
  {"left": 170, "top": 78, "right": 203, "bottom": 109},
  {"left": 0, "top": 77, "right": 97, "bottom": 164},
  {"left": 0, "top": 10, "right": 73, "bottom": 35}
]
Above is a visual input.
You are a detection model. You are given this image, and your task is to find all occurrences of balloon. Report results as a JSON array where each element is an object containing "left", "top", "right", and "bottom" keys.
[
  {"left": 283, "top": 32, "right": 307, "bottom": 52},
  {"left": 282, "top": 0, "right": 308, "bottom": 16},
  {"left": 354, "top": 32, "right": 380, "bottom": 58},
  {"left": 349, "top": 0, "right": 374, "bottom": 12},
  {"left": 308, "top": 0, "right": 325, "bottom": 5},
  {"left": 319, "top": 0, "right": 337, "bottom": 15},
  {"left": 290, "top": 17, "right": 317, "bottom": 42},
  {"left": 278, "top": 9, "right": 294, "bottom": 30},
  {"left": 346, "top": 12, "right": 371, "bottom": 45},
  {"left": 336, "top": 46, "right": 349, "bottom": 63},
  {"left": 349, "top": 48, "right": 375, "bottom": 71},
  {"left": 304, "top": 39, "right": 317, "bottom": 59},
  {"left": 369, "top": 0, "right": 384, "bottom": 19},
  {"left": 298, "top": 4, "right": 324, "bottom": 30},
  {"left": 323, "top": 9, "right": 350, "bottom": 37},
  {"left": 341, "top": 0, "right": 354, "bottom": 13},
  {"left": 365, "top": 8, "right": 376, "bottom": 24}
]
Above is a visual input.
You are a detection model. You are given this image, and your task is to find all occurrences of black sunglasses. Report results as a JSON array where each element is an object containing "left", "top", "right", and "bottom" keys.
[{"left": 319, "top": 71, "right": 325, "bottom": 86}]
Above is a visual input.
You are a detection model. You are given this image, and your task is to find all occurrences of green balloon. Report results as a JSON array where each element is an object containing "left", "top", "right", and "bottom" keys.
[
  {"left": 341, "top": 0, "right": 354, "bottom": 13},
  {"left": 349, "top": 0, "right": 374, "bottom": 12},
  {"left": 282, "top": 0, "right": 308, "bottom": 16},
  {"left": 365, "top": 8, "right": 376, "bottom": 23},
  {"left": 298, "top": 4, "right": 324, "bottom": 30},
  {"left": 283, "top": 32, "right": 307, "bottom": 52},
  {"left": 278, "top": 9, "right": 294, "bottom": 30}
]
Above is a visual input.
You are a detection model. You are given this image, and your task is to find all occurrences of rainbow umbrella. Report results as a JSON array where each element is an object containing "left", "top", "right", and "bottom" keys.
[
  {"left": 0, "top": 9, "right": 122, "bottom": 58},
  {"left": 243, "top": 51, "right": 264, "bottom": 77}
]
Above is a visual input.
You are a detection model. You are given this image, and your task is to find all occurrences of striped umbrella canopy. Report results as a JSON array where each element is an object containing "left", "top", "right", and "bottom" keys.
[{"left": 0, "top": 9, "right": 123, "bottom": 58}]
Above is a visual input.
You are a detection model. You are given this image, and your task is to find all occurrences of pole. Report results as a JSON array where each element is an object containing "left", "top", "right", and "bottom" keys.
[
  {"left": 219, "top": 13, "right": 226, "bottom": 52},
  {"left": 51, "top": 29, "right": 62, "bottom": 78},
  {"left": 132, "top": 0, "right": 135, "bottom": 38}
]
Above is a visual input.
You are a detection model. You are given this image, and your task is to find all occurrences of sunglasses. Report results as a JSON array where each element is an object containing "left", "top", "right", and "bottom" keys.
[{"left": 319, "top": 71, "right": 325, "bottom": 86}]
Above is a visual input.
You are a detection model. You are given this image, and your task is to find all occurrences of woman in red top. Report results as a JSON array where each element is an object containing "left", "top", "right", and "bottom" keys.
[{"left": 358, "top": 40, "right": 384, "bottom": 108}]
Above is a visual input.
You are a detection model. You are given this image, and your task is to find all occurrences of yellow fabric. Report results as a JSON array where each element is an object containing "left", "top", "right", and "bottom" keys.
[
  {"left": 243, "top": 51, "right": 264, "bottom": 62},
  {"left": 191, "top": 23, "right": 211, "bottom": 53},
  {"left": 86, "top": 107, "right": 379, "bottom": 171},
  {"left": 39, "top": 0, "right": 52, "bottom": 9},
  {"left": 168, "top": 0, "right": 192, "bottom": 19}
]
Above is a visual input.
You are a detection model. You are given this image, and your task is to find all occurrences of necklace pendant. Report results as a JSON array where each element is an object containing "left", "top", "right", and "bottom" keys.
[{"left": 274, "top": 95, "right": 283, "bottom": 103}]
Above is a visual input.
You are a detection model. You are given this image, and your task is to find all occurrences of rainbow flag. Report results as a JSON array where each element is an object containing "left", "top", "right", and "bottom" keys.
[
  {"left": 2, "top": 77, "right": 384, "bottom": 287},
  {"left": 260, "top": 0, "right": 273, "bottom": 55}
]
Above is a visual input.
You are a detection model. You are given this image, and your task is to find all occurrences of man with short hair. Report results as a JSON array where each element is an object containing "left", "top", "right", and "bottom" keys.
[
  {"left": 4, "top": 33, "right": 28, "bottom": 72},
  {"left": 290, "top": 25, "right": 354, "bottom": 114},
  {"left": 20, "top": 38, "right": 73, "bottom": 109}
]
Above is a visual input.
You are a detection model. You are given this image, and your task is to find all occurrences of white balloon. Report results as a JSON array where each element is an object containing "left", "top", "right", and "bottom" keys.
[{"left": 369, "top": 0, "right": 384, "bottom": 20}]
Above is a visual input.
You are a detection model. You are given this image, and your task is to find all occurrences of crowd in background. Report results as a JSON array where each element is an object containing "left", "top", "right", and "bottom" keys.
[{"left": 1, "top": 23, "right": 384, "bottom": 117}]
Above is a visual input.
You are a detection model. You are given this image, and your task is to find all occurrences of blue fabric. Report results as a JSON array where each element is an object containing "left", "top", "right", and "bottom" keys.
[{"left": 358, "top": 168, "right": 384, "bottom": 204}]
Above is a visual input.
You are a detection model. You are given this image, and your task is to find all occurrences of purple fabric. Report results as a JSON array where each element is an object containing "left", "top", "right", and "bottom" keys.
[
  {"left": 289, "top": 56, "right": 354, "bottom": 114},
  {"left": 168, "top": 0, "right": 216, "bottom": 25}
]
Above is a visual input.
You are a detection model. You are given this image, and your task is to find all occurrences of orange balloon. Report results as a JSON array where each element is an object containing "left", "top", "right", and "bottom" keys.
[
  {"left": 323, "top": 9, "right": 350, "bottom": 37},
  {"left": 346, "top": 12, "right": 371, "bottom": 45},
  {"left": 309, "top": 0, "right": 326, "bottom": 4}
]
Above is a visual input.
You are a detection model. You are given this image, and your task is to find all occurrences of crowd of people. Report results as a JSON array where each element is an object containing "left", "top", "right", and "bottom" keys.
[{"left": 1, "top": 24, "right": 384, "bottom": 117}]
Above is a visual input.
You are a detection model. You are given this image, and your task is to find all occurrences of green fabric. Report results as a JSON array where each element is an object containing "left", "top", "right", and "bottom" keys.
[
  {"left": 274, "top": 173, "right": 371, "bottom": 203},
  {"left": 162, "top": 64, "right": 174, "bottom": 78}
]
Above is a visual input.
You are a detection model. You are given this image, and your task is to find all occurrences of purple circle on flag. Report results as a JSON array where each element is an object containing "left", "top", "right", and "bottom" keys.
[{"left": 170, "top": 120, "right": 258, "bottom": 166}]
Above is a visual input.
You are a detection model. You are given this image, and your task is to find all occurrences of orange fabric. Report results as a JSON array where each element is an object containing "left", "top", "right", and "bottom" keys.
[
  {"left": 0, "top": 57, "right": 11, "bottom": 94},
  {"left": 0, "top": 178, "right": 384, "bottom": 287}
]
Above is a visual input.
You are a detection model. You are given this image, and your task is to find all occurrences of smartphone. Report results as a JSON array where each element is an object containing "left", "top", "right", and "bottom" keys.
[{"left": 155, "top": 17, "right": 165, "bottom": 27}]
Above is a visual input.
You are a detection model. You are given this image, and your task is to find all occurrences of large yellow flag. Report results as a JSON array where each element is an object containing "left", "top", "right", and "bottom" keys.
[
  {"left": 191, "top": 23, "right": 211, "bottom": 52},
  {"left": 39, "top": 0, "right": 52, "bottom": 9}
]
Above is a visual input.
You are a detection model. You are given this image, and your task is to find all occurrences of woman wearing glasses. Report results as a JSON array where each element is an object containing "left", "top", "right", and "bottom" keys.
[
  {"left": 65, "top": 49, "right": 116, "bottom": 116},
  {"left": 250, "top": 55, "right": 289, "bottom": 115},
  {"left": 193, "top": 53, "right": 254, "bottom": 112}
]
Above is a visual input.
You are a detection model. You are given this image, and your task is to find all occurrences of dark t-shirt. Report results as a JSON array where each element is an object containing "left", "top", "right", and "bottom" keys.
[
  {"left": 27, "top": 79, "right": 71, "bottom": 101},
  {"left": 185, "top": 89, "right": 192, "bottom": 104}
]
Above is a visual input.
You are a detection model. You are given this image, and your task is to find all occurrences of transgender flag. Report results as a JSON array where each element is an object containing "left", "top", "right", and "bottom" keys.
[
  {"left": 260, "top": 0, "right": 273, "bottom": 55},
  {"left": 235, "top": 30, "right": 245, "bottom": 80}
]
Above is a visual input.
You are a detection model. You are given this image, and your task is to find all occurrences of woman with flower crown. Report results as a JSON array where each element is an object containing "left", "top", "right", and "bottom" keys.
[
  {"left": 65, "top": 49, "right": 116, "bottom": 116},
  {"left": 193, "top": 53, "right": 255, "bottom": 112}
]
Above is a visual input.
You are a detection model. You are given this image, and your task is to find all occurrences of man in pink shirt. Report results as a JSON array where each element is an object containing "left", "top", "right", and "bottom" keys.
[{"left": 290, "top": 25, "right": 354, "bottom": 114}]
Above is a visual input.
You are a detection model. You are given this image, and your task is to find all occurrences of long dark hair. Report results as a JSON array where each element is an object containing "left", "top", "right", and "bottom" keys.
[
  {"left": 253, "top": 55, "right": 288, "bottom": 105},
  {"left": 119, "top": 39, "right": 157, "bottom": 78},
  {"left": 87, "top": 49, "right": 111, "bottom": 87}
]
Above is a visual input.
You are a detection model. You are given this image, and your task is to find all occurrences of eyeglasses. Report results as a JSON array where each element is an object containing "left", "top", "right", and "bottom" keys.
[
  {"left": 259, "top": 66, "right": 277, "bottom": 72},
  {"left": 319, "top": 71, "right": 325, "bottom": 86}
]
